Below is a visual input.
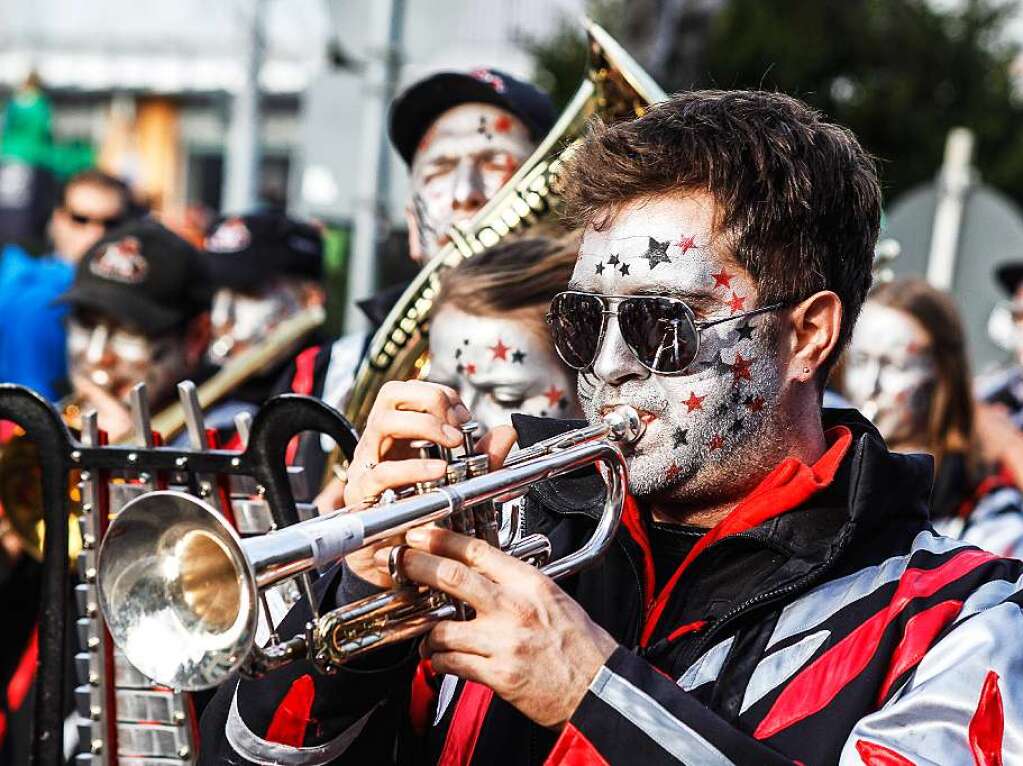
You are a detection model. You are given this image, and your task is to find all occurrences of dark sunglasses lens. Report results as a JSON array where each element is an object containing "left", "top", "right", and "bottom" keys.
[
  {"left": 618, "top": 298, "right": 699, "bottom": 374},
  {"left": 549, "top": 293, "right": 603, "bottom": 370}
]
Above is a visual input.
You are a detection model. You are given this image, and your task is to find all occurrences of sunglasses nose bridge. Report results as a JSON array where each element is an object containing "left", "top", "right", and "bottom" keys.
[{"left": 591, "top": 310, "right": 650, "bottom": 386}]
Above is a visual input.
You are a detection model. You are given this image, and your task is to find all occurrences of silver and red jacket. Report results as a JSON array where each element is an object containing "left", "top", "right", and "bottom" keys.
[{"left": 199, "top": 409, "right": 1023, "bottom": 765}]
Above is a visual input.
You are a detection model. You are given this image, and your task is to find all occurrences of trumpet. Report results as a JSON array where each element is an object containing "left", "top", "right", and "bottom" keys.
[{"left": 96, "top": 406, "right": 643, "bottom": 691}]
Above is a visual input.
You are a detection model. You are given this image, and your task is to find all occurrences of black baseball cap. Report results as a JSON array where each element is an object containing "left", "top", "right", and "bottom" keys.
[
  {"left": 388, "top": 68, "right": 556, "bottom": 166},
  {"left": 58, "top": 218, "right": 212, "bottom": 335},
  {"left": 202, "top": 212, "right": 323, "bottom": 292},
  {"left": 996, "top": 261, "right": 1023, "bottom": 296}
]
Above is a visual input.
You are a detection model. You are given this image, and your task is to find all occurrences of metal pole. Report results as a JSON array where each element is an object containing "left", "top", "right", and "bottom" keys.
[
  {"left": 223, "top": 0, "right": 266, "bottom": 213},
  {"left": 343, "top": 0, "right": 405, "bottom": 334},
  {"left": 926, "top": 127, "right": 975, "bottom": 291}
]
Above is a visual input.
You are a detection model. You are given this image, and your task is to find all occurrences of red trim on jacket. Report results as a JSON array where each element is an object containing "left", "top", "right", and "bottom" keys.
[
  {"left": 639, "top": 426, "right": 853, "bottom": 646},
  {"left": 854, "top": 739, "right": 915, "bottom": 765},
  {"left": 969, "top": 670, "right": 1004, "bottom": 766},
  {"left": 665, "top": 620, "right": 706, "bottom": 643},
  {"left": 957, "top": 468, "right": 1016, "bottom": 520},
  {"left": 754, "top": 546, "right": 998, "bottom": 740},
  {"left": 409, "top": 659, "right": 438, "bottom": 736},
  {"left": 438, "top": 681, "right": 494, "bottom": 766},
  {"left": 544, "top": 722, "right": 610, "bottom": 766},
  {"left": 265, "top": 673, "right": 316, "bottom": 748},
  {"left": 875, "top": 599, "right": 962, "bottom": 704},
  {"left": 621, "top": 495, "right": 655, "bottom": 612},
  {"left": 291, "top": 346, "right": 321, "bottom": 396}
]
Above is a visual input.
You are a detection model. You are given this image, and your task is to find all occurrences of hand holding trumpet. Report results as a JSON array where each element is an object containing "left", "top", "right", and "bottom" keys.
[{"left": 347, "top": 380, "right": 618, "bottom": 728}]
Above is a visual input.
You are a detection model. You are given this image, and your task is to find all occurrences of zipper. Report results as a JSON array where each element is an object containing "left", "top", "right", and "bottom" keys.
[{"left": 679, "top": 523, "right": 856, "bottom": 669}]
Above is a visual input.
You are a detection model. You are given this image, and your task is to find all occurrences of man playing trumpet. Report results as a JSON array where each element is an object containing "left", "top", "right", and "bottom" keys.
[{"left": 203, "top": 91, "right": 1023, "bottom": 764}]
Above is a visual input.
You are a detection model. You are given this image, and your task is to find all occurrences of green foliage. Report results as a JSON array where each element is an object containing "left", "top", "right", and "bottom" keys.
[{"left": 528, "top": 0, "right": 1023, "bottom": 207}]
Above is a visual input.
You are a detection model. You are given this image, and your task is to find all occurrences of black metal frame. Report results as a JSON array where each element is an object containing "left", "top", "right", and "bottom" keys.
[{"left": 0, "top": 384, "right": 359, "bottom": 765}]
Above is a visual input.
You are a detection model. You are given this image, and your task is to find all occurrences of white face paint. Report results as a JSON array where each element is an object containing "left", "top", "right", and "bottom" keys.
[
  {"left": 843, "top": 302, "right": 935, "bottom": 444},
  {"left": 67, "top": 316, "right": 187, "bottom": 405},
  {"left": 208, "top": 280, "right": 306, "bottom": 366},
  {"left": 572, "top": 194, "right": 784, "bottom": 499},
  {"left": 427, "top": 306, "right": 581, "bottom": 434},
  {"left": 408, "top": 104, "right": 533, "bottom": 262}
]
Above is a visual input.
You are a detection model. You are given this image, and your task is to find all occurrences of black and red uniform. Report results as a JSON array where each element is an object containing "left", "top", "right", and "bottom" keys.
[{"left": 199, "top": 409, "right": 1023, "bottom": 764}]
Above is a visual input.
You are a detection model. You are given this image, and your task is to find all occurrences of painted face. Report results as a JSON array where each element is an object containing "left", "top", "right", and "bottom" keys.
[
  {"left": 408, "top": 104, "right": 533, "bottom": 262},
  {"left": 427, "top": 306, "right": 581, "bottom": 434},
  {"left": 571, "top": 194, "right": 784, "bottom": 499},
  {"left": 208, "top": 280, "right": 306, "bottom": 365},
  {"left": 844, "top": 302, "right": 935, "bottom": 444},
  {"left": 67, "top": 315, "right": 186, "bottom": 405}
]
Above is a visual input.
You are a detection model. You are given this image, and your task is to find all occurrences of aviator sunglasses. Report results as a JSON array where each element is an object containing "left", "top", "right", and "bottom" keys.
[{"left": 547, "top": 290, "right": 786, "bottom": 376}]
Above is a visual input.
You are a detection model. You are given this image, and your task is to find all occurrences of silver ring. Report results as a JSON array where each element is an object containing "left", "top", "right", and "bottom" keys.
[
  {"left": 364, "top": 460, "right": 377, "bottom": 471},
  {"left": 388, "top": 545, "right": 410, "bottom": 585}
]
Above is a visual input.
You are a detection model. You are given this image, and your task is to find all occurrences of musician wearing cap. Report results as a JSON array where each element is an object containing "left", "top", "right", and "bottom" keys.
[
  {"left": 284, "top": 68, "right": 555, "bottom": 483},
  {"left": 202, "top": 92, "right": 1023, "bottom": 764},
  {"left": 202, "top": 211, "right": 326, "bottom": 410},
  {"left": 57, "top": 218, "right": 212, "bottom": 441}
]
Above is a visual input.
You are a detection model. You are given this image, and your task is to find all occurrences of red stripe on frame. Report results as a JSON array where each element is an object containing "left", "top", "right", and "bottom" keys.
[
  {"left": 438, "top": 681, "right": 494, "bottom": 766},
  {"left": 754, "top": 547, "right": 994, "bottom": 741},
  {"left": 265, "top": 673, "right": 316, "bottom": 747},
  {"left": 854, "top": 739, "right": 915, "bottom": 765},
  {"left": 544, "top": 723, "right": 610, "bottom": 766},
  {"left": 969, "top": 670, "right": 1004, "bottom": 766},
  {"left": 7, "top": 626, "right": 37, "bottom": 710},
  {"left": 875, "top": 599, "right": 962, "bottom": 705}
]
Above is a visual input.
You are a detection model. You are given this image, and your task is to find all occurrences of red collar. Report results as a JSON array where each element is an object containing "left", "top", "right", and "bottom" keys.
[{"left": 624, "top": 426, "right": 854, "bottom": 647}]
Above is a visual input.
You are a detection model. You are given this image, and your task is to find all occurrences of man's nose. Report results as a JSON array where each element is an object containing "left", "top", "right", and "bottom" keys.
[
  {"left": 592, "top": 314, "right": 649, "bottom": 387},
  {"left": 451, "top": 160, "right": 486, "bottom": 212}
]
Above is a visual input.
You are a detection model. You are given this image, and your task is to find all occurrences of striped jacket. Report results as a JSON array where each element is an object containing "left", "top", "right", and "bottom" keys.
[{"left": 200, "top": 409, "right": 1023, "bottom": 765}]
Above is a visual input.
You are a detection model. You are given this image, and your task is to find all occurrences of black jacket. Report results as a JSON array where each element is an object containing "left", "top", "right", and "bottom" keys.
[{"left": 200, "top": 409, "right": 1023, "bottom": 764}]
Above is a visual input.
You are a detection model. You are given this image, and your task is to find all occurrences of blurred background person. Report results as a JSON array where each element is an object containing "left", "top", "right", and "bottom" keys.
[
  {"left": 978, "top": 259, "right": 1023, "bottom": 426},
  {"left": 0, "top": 169, "right": 134, "bottom": 399},
  {"left": 201, "top": 211, "right": 326, "bottom": 429},
  {"left": 57, "top": 218, "right": 212, "bottom": 440},
  {"left": 844, "top": 277, "right": 1023, "bottom": 557}
]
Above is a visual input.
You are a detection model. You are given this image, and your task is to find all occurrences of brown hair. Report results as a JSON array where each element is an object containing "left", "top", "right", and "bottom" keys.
[
  {"left": 436, "top": 234, "right": 579, "bottom": 334},
  {"left": 61, "top": 169, "right": 133, "bottom": 215},
  {"left": 561, "top": 90, "right": 881, "bottom": 380},
  {"left": 868, "top": 278, "right": 974, "bottom": 469}
]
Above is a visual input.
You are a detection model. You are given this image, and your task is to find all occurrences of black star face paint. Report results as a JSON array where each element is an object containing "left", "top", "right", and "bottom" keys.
[
  {"left": 570, "top": 194, "right": 783, "bottom": 498},
  {"left": 427, "top": 306, "right": 581, "bottom": 433}
]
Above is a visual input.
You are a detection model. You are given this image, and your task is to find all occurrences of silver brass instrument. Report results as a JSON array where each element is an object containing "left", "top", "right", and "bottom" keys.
[{"left": 96, "top": 406, "right": 643, "bottom": 691}]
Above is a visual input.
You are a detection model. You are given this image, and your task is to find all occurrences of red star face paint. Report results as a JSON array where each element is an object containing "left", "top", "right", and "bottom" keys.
[
  {"left": 571, "top": 194, "right": 783, "bottom": 498},
  {"left": 427, "top": 307, "right": 581, "bottom": 433},
  {"left": 844, "top": 302, "right": 936, "bottom": 444},
  {"left": 409, "top": 104, "right": 533, "bottom": 263}
]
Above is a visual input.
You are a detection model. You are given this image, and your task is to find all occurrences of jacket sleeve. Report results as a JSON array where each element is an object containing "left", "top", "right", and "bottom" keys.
[
  {"left": 958, "top": 486, "right": 1023, "bottom": 560},
  {"left": 199, "top": 562, "right": 420, "bottom": 765},
  {"left": 837, "top": 591, "right": 1023, "bottom": 765},
  {"left": 545, "top": 647, "right": 793, "bottom": 766}
]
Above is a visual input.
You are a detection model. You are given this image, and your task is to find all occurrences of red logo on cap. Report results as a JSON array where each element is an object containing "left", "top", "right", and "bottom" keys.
[
  {"left": 90, "top": 237, "right": 148, "bottom": 284},
  {"left": 470, "top": 68, "right": 506, "bottom": 93},
  {"left": 206, "top": 217, "right": 251, "bottom": 253}
]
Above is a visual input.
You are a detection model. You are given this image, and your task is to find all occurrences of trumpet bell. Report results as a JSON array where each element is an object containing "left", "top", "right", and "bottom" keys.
[{"left": 97, "top": 490, "right": 258, "bottom": 691}]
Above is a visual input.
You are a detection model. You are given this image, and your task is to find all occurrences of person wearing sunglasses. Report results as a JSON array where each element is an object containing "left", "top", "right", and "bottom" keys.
[
  {"left": 0, "top": 169, "right": 135, "bottom": 400},
  {"left": 206, "top": 92, "right": 1023, "bottom": 766}
]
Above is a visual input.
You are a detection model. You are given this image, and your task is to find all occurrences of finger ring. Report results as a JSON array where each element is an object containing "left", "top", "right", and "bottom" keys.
[
  {"left": 364, "top": 460, "right": 377, "bottom": 471},
  {"left": 388, "top": 545, "right": 410, "bottom": 585}
]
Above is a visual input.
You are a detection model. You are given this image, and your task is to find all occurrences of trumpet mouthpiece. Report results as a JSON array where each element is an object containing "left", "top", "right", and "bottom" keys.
[{"left": 604, "top": 406, "right": 644, "bottom": 445}]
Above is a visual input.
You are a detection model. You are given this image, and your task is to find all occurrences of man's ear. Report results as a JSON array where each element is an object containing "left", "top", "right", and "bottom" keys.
[
  {"left": 787, "top": 291, "right": 842, "bottom": 384},
  {"left": 184, "top": 312, "right": 211, "bottom": 367},
  {"left": 405, "top": 203, "right": 424, "bottom": 264}
]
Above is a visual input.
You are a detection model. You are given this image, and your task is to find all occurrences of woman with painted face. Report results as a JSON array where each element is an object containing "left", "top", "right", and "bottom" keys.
[
  {"left": 425, "top": 236, "right": 583, "bottom": 434},
  {"left": 843, "top": 277, "right": 1023, "bottom": 556}
]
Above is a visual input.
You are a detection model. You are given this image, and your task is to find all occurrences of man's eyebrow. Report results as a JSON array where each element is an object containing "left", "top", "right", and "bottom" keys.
[{"left": 630, "top": 286, "right": 717, "bottom": 305}]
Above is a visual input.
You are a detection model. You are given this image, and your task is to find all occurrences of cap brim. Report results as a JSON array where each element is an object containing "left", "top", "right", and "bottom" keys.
[
  {"left": 389, "top": 73, "right": 541, "bottom": 165},
  {"left": 996, "top": 262, "right": 1023, "bottom": 296},
  {"left": 57, "top": 283, "right": 186, "bottom": 335}
]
